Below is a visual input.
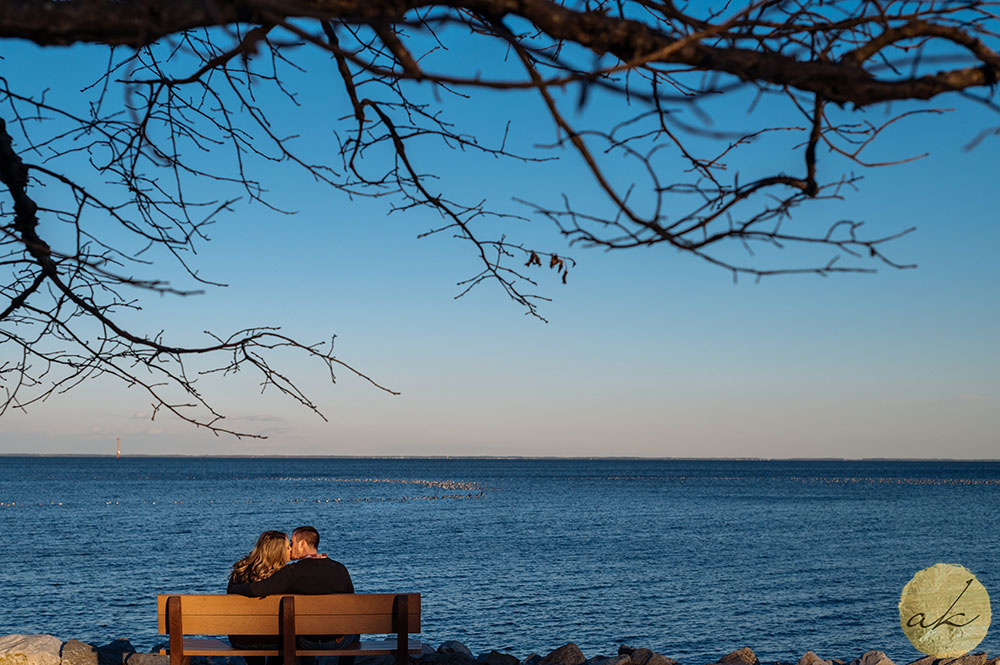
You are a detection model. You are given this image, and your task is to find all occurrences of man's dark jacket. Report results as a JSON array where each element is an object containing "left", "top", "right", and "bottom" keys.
[{"left": 229, "top": 557, "right": 354, "bottom": 597}]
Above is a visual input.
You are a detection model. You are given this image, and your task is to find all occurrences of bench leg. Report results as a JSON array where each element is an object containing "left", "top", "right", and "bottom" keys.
[{"left": 394, "top": 595, "right": 409, "bottom": 665}]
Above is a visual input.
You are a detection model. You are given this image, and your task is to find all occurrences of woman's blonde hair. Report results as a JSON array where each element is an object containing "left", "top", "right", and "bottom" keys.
[{"left": 229, "top": 530, "right": 289, "bottom": 584}]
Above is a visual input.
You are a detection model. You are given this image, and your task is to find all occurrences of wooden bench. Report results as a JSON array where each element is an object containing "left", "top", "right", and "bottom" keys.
[{"left": 157, "top": 593, "right": 422, "bottom": 665}]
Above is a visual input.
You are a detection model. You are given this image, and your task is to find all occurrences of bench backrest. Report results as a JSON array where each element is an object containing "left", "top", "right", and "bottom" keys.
[{"left": 156, "top": 593, "right": 421, "bottom": 636}]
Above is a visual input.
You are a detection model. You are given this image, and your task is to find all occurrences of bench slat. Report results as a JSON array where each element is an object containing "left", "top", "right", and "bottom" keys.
[
  {"left": 160, "top": 614, "right": 416, "bottom": 636},
  {"left": 157, "top": 594, "right": 420, "bottom": 615},
  {"left": 160, "top": 639, "right": 424, "bottom": 657}
]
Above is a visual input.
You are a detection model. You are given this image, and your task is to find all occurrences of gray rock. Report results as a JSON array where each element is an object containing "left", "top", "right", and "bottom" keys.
[
  {"left": 417, "top": 644, "right": 439, "bottom": 660},
  {"left": 522, "top": 655, "right": 542, "bottom": 665},
  {"left": 798, "top": 652, "right": 832, "bottom": 665},
  {"left": 906, "top": 655, "right": 988, "bottom": 665},
  {"left": 122, "top": 656, "right": 167, "bottom": 665},
  {"left": 61, "top": 641, "right": 97, "bottom": 665},
  {"left": 95, "top": 641, "right": 135, "bottom": 665},
  {"left": 539, "top": 645, "right": 585, "bottom": 665},
  {"left": 593, "top": 657, "right": 632, "bottom": 665},
  {"left": 0, "top": 635, "right": 64, "bottom": 665},
  {"left": 630, "top": 650, "right": 676, "bottom": 665},
  {"left": 948, "top": 655, "right": 987, "bottom": 665},
  {"left": 426, "top": 652, "right": 478, "bottom": 665},
  {"left": 478, "top": 652, "right": 519, "bottom": 665},
  {"left": 848, "top": 652, "right": 894, "bottom": 665},
  {"left": 439, "top": 644, "right": 474, "bottom": 660},
  {"left": 355, "top": 656, "right": 395, "bottom": 665},
  {"left": 851, "top": 652, "right": 894, "bottom": 665},
  {"left": 717, "top": 649, "right": 758, "bottom": 665}
]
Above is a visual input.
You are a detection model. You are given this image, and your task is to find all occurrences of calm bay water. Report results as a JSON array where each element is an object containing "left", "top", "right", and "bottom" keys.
[{"left": 1, "top": 457, "right": 998, "bottom": 664}]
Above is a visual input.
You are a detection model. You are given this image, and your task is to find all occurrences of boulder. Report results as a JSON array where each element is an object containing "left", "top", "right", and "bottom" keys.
[
  {"left": 439, "top": 644, "right": 475, "bottom": 661},
  {"left": 848, "top": 652, "right": 894, "bottom": 665},
  {"left": 355, "top": 656, "right": 395, "bottom": 665},
  {"left": 95, "top": 641, "right": 135, "bottom": 665},
  {"left": 906, "top": 654, "right": 988, "bottom": 665},
  {"left": 122, "top": 656, "right": 168, "bottom": 665},
  {"left": 522, "top": 654, "right": 542, "bottom": 665},
  {"left": 60, "top": 642, "right": 97, "bottom": 665},
  {"left": 592, "top": 657, "right": 632, "bottom": 665},
  {"left": 417, "top": 644, "right": 439, "bottom": 660},
  {"left": 798, "top": 652, "right": 832, "bottom": 665},
  {"left": 717, "top": 649, "right": 759, "bottom": 665},
  {"left": 0, "top": 635, "right": 64, "bottom": 665},
  {"left": 539, "top": 645, "right": 586, "bottom": 665},
  {"left": 478, "top": 652, "right": 520, "bottom": 665},
  {"left": 426, "top": 651, "right": 478, "bottom": 665},
  {"left": 629, "top": 650, "right": 676, "bottom": 665},
  {"left": 619, "top": 650, "right": 636, "bottom": 659},
  {"left": 948, "top": 655, "right": 985, "bottom": 665}
]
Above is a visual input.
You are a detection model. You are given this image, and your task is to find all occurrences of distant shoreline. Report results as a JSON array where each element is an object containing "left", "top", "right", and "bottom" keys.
[{"left": 0, "top": 454, "right": 997, "bottom": 461}]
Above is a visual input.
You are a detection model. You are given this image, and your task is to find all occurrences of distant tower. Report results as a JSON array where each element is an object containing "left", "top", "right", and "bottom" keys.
[{"left": 116, "top": 437, "right": 120, "bottom": 459}]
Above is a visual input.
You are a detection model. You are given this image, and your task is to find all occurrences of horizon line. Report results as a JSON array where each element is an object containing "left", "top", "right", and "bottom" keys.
[{"left": 1, "top": 454, "right": 999, "bottom": 462}]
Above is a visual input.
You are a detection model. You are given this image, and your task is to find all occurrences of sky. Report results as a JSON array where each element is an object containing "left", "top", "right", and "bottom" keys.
[{"left": 1, "top": 15, "right": 998, "bottom": 458}]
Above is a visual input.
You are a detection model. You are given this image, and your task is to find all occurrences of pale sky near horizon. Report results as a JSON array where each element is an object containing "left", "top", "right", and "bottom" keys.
[{"left": 1, "top": 18, "right": 998, "bottom": 458}]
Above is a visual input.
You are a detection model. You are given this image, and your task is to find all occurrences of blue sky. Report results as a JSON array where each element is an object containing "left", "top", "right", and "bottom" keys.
[{"left": 1, "top": 21, "right": 998, "bottom": 457}]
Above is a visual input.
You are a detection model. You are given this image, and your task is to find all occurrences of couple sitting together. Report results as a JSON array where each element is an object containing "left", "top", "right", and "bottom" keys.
[{"left": 227, "top": 526, "right": 356, "bottom": 664}]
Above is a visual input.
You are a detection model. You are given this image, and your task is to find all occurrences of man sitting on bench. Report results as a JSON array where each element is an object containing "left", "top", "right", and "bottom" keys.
[{"left": 229, "top": 526, "right": 357, "bottom": 664}]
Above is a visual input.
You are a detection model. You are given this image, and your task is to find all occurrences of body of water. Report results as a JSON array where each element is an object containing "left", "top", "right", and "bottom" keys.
[{"left": 0, "top": 457, "right": 997, "bottom": 664}]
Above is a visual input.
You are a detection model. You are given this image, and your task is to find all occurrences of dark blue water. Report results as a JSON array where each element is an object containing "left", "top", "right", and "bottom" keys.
[{"left": 1, "top": 458, "right": 997, "bottom": 664}]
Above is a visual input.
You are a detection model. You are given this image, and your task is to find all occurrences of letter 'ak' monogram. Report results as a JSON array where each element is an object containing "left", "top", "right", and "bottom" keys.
[
  {"left": 905, "top": 578, "right": 980, "bottom": 630},
  {"left": 898, "top": 563, "right": 992, "bottom": 658}
]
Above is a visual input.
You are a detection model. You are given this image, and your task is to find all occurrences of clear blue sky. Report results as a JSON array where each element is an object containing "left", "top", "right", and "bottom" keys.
[{"left": 1, "top": 22, "right": 998, "bottom": 458}]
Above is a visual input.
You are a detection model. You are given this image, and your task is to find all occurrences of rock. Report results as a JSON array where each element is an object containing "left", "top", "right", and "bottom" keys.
[
  {"left": 478, "top": 652, "right": 520, "bottom": 665},
  {"left": 0, "top": 635, "right": 64, "bottom": 665},
  {"left": 717, "top": 649, "right": 759, "bottom": 665},
  {"left": 539, "top": 645, "right": 586, "bottom": 665},
  {"left": 61, "top": 642, "right": 97, "bottom": 665},
  {"left": 425, "top": 650, "right": 478, "bottom": 665},
  {"left": 946, "top": 655, "right": 986, "bottom": 665},
  {"left": 848, "top": 652, "right": 894, "bottom": 665},
  {"left": 619, "top": 650, "right": 635, "bottom": 659},
  {"left": 906, "top": 655, "right": 988, "bottom": 665},
  {"left": 122, "top": 656, "right": 167, "bottom": 665},
  {"left": 798, "top": 652, "right": 832, "bottom": 665},
  {"left": 439, "top": 644, "right": 475, "bottom": 661},
  {"left": 593, "top": 657, "right": 632, "bottom": 665},
  {"left": 522, "top": 654, "right": 542, "bottom": 665},
  {"left": 95, "top": 641, "right": 134, "bottom": 665},
  {"left": 631, "top": 650, "right": 675, "bottom": 665},
  {"left": 417, "top": 644, "right": 439, "bottom": 660},
  {"left": 355, "top": 656, "right": 395, "bottom": 665}
]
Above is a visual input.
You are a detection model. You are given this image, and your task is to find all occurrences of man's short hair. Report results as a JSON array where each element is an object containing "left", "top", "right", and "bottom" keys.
[{"left": 292, "top": 525, "right": 320, "bottom": 549}]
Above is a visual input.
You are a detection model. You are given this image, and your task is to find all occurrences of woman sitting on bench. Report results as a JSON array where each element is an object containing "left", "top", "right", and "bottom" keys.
[{"left": 227, "top": 531, "right": 292, "bottom": 665}]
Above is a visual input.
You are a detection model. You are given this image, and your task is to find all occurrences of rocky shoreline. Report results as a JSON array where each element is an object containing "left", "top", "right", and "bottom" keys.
[{"left": 0, "top": 635, "right": 995, "bottom": 665}]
